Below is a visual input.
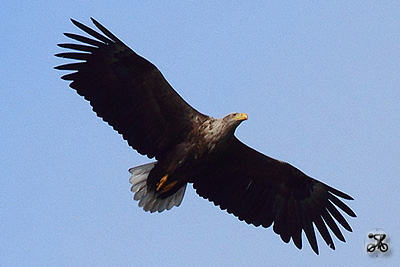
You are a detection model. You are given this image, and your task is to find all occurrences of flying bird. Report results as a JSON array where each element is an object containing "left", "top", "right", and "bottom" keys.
[{"left": 55, "top": 18, "right": 356, "bottom": 254}]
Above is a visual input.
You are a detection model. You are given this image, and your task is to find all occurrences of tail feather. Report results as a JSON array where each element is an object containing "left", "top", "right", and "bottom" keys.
[{"left": 129, "top": 162, "right": 186, "bottom": 213}]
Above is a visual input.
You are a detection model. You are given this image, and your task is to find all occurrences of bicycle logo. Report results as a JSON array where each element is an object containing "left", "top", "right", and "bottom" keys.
[{"left": 366, "top": 233, "right": 389, "bottom": 253}]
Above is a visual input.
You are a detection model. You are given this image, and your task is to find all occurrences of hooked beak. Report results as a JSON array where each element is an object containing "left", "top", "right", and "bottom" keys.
[{"left": 234, "top": 113, "right": 248, "bottom": 121}]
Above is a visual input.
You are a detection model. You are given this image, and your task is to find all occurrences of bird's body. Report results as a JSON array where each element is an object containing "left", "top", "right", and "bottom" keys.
[
  {"left": 131, "top": 112, "right": 249, "bottom": 212},
  {"left": 56, "top": 18, "right": 356, "bottom": 254}
]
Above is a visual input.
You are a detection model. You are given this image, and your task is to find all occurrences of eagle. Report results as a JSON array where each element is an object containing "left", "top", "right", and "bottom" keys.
[{"left": 55, "top": 18, "right": 356, "bottom": 254}]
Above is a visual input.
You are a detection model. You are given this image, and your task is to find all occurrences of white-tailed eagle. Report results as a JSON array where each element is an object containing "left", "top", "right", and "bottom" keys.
[{"left": 55, "top": 18, "right": 356, "bottom": 254}]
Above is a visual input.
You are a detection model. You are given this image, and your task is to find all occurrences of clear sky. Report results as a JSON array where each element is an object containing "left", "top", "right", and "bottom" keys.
[{"left": 1, "top": 1, "right": 399, "bottom": 266}]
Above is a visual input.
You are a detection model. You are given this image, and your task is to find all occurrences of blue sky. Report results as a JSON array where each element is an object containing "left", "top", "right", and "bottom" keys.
[{"left": 1, "top": 1, "right": 399, "bottom": 266}]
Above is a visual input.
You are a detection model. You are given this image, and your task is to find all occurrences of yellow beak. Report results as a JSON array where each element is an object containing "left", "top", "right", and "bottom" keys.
[{"left": 234, "top": 113, "right": 248, "bottom": 121}]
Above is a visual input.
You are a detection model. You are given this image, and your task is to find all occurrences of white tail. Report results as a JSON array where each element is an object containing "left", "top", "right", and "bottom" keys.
[{"left": 129, "top": 162, "right": 186, "bottom": 213}]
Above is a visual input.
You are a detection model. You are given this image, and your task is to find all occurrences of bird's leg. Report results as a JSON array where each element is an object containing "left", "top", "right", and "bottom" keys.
[
  {"left": 161, "top": 180, "right": 178, "bottom": 193},
  {"left": 156, "top": 174, "right": 169, "bottom": 191}
]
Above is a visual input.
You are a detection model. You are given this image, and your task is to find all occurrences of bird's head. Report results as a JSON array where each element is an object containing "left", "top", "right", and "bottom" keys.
[
  {"left": 207, "top": 112, "right": 248, "bottom": 146},
  {"left": 223, "top": 112, "right": 248, "bottom": 129}
]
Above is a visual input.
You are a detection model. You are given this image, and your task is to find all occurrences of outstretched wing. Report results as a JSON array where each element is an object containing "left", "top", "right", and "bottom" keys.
[
  {"left": 192, "top": 138, "right": 356, "bottom": 254},
  {"left": 55, "top": 18, "right": 206, "bottom": 159}
]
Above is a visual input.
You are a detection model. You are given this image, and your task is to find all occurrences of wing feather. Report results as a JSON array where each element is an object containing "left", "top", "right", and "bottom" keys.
[
  {"left": 57, "top": 43, "right": 96, "bottom": 52},
  {"left": 56, "top": 18, "right": 207, "bottom": 158},
  {"left": 192, "top": 138, "right": 356, "bottom": 254}
]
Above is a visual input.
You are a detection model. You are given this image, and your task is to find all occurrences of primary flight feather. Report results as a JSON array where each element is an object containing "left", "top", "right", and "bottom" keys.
[{"left": 55, "top": 18, "right": 356, "bottom": 254}]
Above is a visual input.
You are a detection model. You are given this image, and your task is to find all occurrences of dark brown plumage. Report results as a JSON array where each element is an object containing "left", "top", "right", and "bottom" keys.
[{"left": 55, "top": 18, "right": 356, "bottom": 254}]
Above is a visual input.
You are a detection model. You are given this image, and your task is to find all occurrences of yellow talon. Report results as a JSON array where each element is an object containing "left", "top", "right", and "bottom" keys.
[
  {"left": 156, "top": 174, "right": 169, "bottom": 191},
  {"left": 161, "top": 180, "right": 178, "bottom": 193}
]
